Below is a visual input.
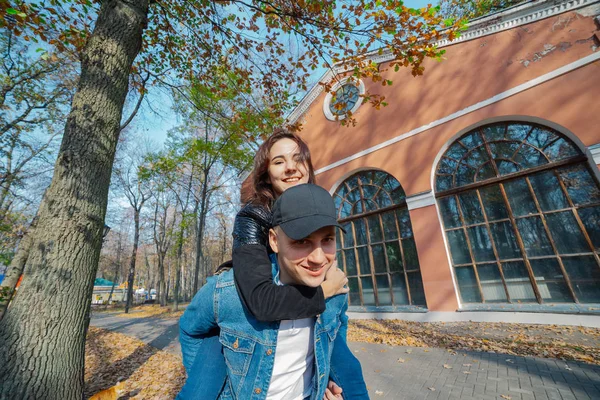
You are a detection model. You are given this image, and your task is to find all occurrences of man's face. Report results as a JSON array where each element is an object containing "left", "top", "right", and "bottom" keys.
[{"left": 269, "top": 226, "right": 337, "bottom": 287}]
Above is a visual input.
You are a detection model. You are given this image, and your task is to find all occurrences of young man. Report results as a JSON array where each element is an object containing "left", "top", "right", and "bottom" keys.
[{"left": 179, "top": 184, "right": 366, "bottom": 399}]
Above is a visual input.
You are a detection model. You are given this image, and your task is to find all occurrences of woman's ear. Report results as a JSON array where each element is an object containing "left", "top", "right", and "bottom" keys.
[{"left": 268, "top": 228, "right": 279, "bottom": 254}]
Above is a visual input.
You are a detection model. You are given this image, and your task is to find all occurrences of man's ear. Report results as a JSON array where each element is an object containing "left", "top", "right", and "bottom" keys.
[{"left": 268, "top": 228, "right": 279, "bottom": 253}]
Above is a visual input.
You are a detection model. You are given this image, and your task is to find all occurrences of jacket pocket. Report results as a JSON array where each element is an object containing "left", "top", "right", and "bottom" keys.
[{"left": 219, "top": 330, "right": 255, "bottom": 376}]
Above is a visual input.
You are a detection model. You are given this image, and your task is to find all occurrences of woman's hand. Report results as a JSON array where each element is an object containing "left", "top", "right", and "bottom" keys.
[
  {"left": 323, "top": 381, "right": 344, "bottom": 399},
  {"left": 321, "top": 260, "right": 349, "bottom": 299}
]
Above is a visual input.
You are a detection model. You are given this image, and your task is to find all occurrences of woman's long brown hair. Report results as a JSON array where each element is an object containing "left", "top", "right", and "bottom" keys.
[{"left": 241, "top": 128, "right": 316, "bottom": 209}]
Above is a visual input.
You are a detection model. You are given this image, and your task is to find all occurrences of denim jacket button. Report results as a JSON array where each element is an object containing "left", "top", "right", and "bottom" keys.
[
  {"left": 254, "top": 388, "right": 262, "bottom": 394},
  {"left": 266, "top": 349, "right": 273, "bottom": 356},
  {"left": 233, "top": 338, "right": 239, "bottom": 349}
]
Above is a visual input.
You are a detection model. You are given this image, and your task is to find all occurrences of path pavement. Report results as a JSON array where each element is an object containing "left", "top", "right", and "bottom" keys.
[{"left": 91, "top": 312, "right": 600, "bottom": 400}]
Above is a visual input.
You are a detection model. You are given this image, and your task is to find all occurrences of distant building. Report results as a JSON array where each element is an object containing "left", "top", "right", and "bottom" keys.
[{"left": 290, "top": 0, "right": 600, "bottom": 321}]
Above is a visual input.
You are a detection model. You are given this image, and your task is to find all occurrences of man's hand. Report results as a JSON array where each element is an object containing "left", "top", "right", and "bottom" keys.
[
  {"left": 323, "top": 381, "right": 343, "bottom": 399},
  {"left": 321, "top": 259, "right": 349, "bottom": 299}
]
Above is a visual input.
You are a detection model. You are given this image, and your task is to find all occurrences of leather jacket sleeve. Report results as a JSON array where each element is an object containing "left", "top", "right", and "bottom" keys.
[{"left": 232, "top": 204, "right": 326, "bottom": 322}]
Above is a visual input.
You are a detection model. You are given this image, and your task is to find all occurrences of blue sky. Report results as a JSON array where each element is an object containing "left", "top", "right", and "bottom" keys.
[{"left": 141, "top": 0, "right": 438, "bottom": 147}]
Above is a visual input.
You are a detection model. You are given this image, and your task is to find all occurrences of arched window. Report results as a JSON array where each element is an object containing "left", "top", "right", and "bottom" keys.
[
  {"left": 435, "top": 122, "right": 600, "bottom": 305},
  {"left": 333, "top": 170, "right": 426, "bottom": 307}
]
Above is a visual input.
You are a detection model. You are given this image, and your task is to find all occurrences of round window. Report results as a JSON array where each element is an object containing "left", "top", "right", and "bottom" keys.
[
  {"left": 329, "top": 84, "right": 360, "bottom": 116},
  {"left": 323, "top": 79, "right": 365, "bottom": 121}
]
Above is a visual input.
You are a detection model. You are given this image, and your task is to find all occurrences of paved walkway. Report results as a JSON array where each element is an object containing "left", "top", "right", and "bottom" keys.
[{"left": 91, "top": 312, "right": 600, "bottom": 400}]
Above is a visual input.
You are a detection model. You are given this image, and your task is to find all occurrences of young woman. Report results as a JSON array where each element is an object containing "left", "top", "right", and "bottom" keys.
[{"left": 178, "top": 129, "right": 368, "bottom": 399}]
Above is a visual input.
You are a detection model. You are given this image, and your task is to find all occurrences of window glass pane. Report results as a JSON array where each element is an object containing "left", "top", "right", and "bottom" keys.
[
  {"left": 361, "top": 184, "right": 377, "bottom": 200},
  {"left": 529, "top": 172, "right": 568, "bottom": 211},
  {"left": 516, "top": 217, "right": 554, "bottom": 257},
  {"left": 456, "top": 266, "right": 482, "bottom": 303},
  {"left": 335, "top": 183, "right": 348, "bottom": 200},
  {"left": 479, "top": 185, "right": 508, "bottom": 221},
  {"left": 476, "top": 162, "right": 496, "bottom": 181},
  {"left": 396, "top": 209, "right": 413, "bottom": 238},
  {"left": 336, "top": 228, "right": 341, "bottom": 250},
  {"left": 467, "top": 226, "right": 495, "bottom": 262},
  {"left": 374, "top": 190, "right": 393, "bottom": 209},
  {"left": 529, "top": 259, "right": 572, "bottom": 303},
  {"left": 339, "top": 201, "right": 352, "bottom": 219},
  {"left": 342, "top": 222, "right": 353, "bottom": 248},
  {"left": 363, "top": 199, "right": 378, "bottom": 212},
  {"left": 506, "top": 123, "right": 533, "bottom": 142},
  {"left": 438, "top": 196, "right": 461, "bottom": 228},
  {"left": 352, "top": 201, "right": 364, "bottom": 214},
  {"left": 436, "top": 174, "right": 453, "bottom": 191},
  {"left": 372, "top": 244, "right": 387, "bottom": 273},
  {"left": 459, "top": 132, "right": 484, "bottom": 149},
  {"left": 513, "top": 145, "right": 547, "bottom": 169},
  {"left": 348, "top": 277, "right": 361, "bottom": 306},
  {"left": 346, "top": 187, "right": 360, "bottom": 204},
  {"left": 495, "top": 159, "right": 520, "bottom": 175},
  {"left": 361, "top": 277, "right": 376, "bottom": 306},
  {"left": 544, "top": 138, "right": 579, "bottom": 161},
  {"left": 367, "top": 215, "right": 383, "bottom": 243},
  {"left": 562, "top": 256, "right": 600, "bottom": 303},
  {"left": 526, "top": 128, "right": 556, "bottom": 149},
  {"left": 558, "top": 164, "right": 600, "bottom": 206},
  {"left": 383, "top": 175, "right": 400, "bottom": 193},
  {"left": 578, "top": 206, "right": 600, "bottom": 251},
  {"left": 402, "top": 238, "right": 419, "bottom": 270},
  {"left": 391, "top": 274, "right": 409, "bottom": 305},
  {"left": 437, "top": 157, "right": 458, "bottom": 175},
  {"left": 458, "top": 191, "right": 484, "bottom": 225},
  {"left": 353, "top": 219, "right": 367, "bottom": 245},
  {"left": 489, "top": 221, "right": 521, "bottom": 260},
  {"left": 504, "top": 178, "right": 537, "bottom": 217},
  {"left": 501, "top": 261, "right": 537, "bottom": 302},
  {"left": 456, "top": 163, "right": 476, "bottom": 187},
  {"left": 407, "top": 272, "right": 427, "bottom": 306},
  {"left": 381, "top": 211, "right": 399, "bottom": 240},
  {"left": 446, "top": 142, "right": 468, "bottom": 161},
  {"left": 447, "top": 229, "right": 472, "bottom": 265},
  {"left": 386, "top": 242, "right": 403, "bottom": 273},
  {"left": 357, "top": 247, "right": 370, "bottom": 275},
  {"left": 489, "top": 142, "right": 520, "bottom": 160},
  {"left": 545, "top": 212, "right": 590, "bottom": 254},
  {"left": 344, "top": 249, "right": 357, "bottom": 276},
  {"left": 483, "top": 124, "right": 506, "bottom": 142},
  {"left": 464, "top": 147, "right": 490, "bottom": 168},
  {"left": 390, "top": 187, "right": 406, "bottom": 204},
  {"left": 477, "top": 264, "right": 507, "bottom": 303},
  {"left": 375, "top": 275, "right": 392, "bottom": 305}
]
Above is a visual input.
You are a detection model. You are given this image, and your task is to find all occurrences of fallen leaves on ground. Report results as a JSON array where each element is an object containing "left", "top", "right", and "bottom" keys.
[
  {"left": 348, "top": 320, "right": 600, "bottom": 364},
  {"left": 85, "top": 327, "right": 185, "bottom": 399},
  {"left": 114, "top": 304, "right": 185, "bottom": 320}
]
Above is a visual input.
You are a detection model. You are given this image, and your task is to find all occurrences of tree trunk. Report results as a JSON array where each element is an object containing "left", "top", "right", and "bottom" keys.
[
  {"left": 106, "top": 233, "right": 123, "bottom": 305},
  {"left": 0, "top": 221, "right": 33, "bottom": 320},
  {"left": 125, "top": 209, "right": 141, "bottom": 313},
  {"left": 0, "top": 1, "right": 149, "bottom": 398},
  {"left": 193, "top": 168, "right": 210, "bottom": 294}
]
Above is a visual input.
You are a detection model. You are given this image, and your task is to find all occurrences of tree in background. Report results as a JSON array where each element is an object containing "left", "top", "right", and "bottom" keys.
[
  {"left": 0, "top": 0, "right": 462, "bottom": 397},
  {"left": 439, "top": 0, "right": 523, "bottom": 20}
]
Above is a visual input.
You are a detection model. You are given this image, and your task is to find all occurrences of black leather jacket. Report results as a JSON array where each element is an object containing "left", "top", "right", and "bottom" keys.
[{"left": 230, "top": 203, "right": 326, "bottom": 322}]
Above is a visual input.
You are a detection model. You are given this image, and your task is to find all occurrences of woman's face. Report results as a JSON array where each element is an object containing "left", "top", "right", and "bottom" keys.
[{"left": 267, "top": 138, "right": 310, "bottom": 197}]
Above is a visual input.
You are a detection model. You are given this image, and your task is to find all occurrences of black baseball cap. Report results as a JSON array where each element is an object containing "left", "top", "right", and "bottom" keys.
[{"left": 271, "top": 183, "right": 345, "bottom": 240}]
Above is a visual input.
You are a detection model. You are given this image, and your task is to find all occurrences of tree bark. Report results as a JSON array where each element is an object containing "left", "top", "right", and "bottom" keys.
[
  {"left": 106, "top": 233, "right": 123, "bottom": 305},
  {"left": 0, "top": 1, "right": 149, "bottom": 398}
]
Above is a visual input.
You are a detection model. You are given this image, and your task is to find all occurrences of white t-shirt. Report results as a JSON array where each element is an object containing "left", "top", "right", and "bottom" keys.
[{"left": 266, "top": 317, "right": 315, "bottom": 400}]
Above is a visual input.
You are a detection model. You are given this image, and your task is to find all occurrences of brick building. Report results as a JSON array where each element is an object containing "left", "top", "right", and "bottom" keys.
[{"left": 288, "top": 0, "right": 600, "bottom": 322}]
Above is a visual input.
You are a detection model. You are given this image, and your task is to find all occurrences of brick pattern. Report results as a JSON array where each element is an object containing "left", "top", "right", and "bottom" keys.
[{"left": 349, "top": 342, "right": 600, "bottom": 400}]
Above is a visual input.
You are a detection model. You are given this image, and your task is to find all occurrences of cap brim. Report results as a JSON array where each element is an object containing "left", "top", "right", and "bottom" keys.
[{"left": 279, "top": 216, "right": 346, "bottom": 241}]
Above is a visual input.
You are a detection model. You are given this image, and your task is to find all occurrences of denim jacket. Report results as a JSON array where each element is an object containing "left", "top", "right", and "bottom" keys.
[{"left": 180, "top": 258, "right": 349, "bottom": 400}]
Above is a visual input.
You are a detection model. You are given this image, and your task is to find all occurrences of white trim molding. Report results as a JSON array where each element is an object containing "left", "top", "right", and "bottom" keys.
[
  {"left": 406, "top": 191, "right": 436, "bottom": 210},
  {"left": 589, "top": 143, "right": 600, "bottom": 164},
  {"left": 287, "top": 0, "right": 600, "bottom": 126},
  {"left": 315, "top": 51, "right": 600, "bottom": 175}
]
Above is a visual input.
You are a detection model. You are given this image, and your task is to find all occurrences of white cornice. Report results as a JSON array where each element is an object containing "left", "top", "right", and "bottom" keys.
[
  {"left": 286, "top": 0, "right": 600, "bottom": 125},
  {"left": 590, "top": 143, "right": 600, "bottom": 164},
  {"left": 406, "top": 191, "right": 436, "bottom": 210}
]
